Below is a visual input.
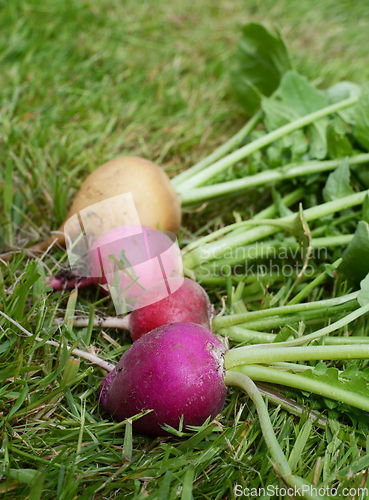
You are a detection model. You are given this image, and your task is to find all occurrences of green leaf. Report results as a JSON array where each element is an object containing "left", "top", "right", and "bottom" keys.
[
  {"left": 306, "top": 119, "right": 328, "bottom": 159},
  {"left": 32, "top": 261, "right": 48, "bottom": 304},
  {"left": 231, "top": 77, "right": 263, "bottom": 116},
  {"left": 271, "top": 188, "right": 293, "bottom": 217},
  {"left": 322, "top": 158, "right": 355, "bottom": 202},
  {"left": 60, "top": 357, "right": 80, "bottom": 385},
  {"left": 123, "top": 420, "right": 133, "bottom": 463},
  {"left": 324, "top": 262, "right": 338, "bottom": 278},
  {"left": 64, "top": 288, "right": 78, "bottom": 331},
  {"left": 181, "top": 466, "right": 195, "bottom": 500},
  {"left": 299, "top": 365, "right": 369, "bottom": 403},
  {"left": 291, "top": 204, "right": 312, "bottom": 275},
  {"left": 279, "top": 71, "right": 328, "bottom": 115},
  {"left": 0, "top": 266, "right": 4, "bottom": 297},
  {"left": 273, "top": 325, "right": 295, "bottom": 343},
  {"left": 262, "top": 97, "right": 300, "bottom": 130},
  {"left": 231, "top": 22, "right": 291, "bottom": 114},
  {"left": 358, "top": 274, "right": 369, "bottom": 307},
  {"left": 263, "top": 72, "right": 331, "bottom": 160},
  {"left": 6, "top": 469, "right": 38, "bottom": 484},
  {"left": 14, "top": 262, "right": 40, "bottom": 322},
  {"left": 53, "top": 174, "right": 68, "bottom": 224},
  {"left": 157, "top": 471, "right": 173, "bottom": 500},
  {"left": 354, "top": 83, "right": 369, "bottom": 151},
  {"left": 278, "top": 71, "right": 330, "bottom": 159},
  {"left": 0, "top": 339, "right": 11, "bottom": 354},
  {"left": 326, "top": 122, "right": 353, "bottom": 159},
  {"left": 262, "top": 97, "right": 308, "bottom": 158},
  {"left": 340, "top": 220, "right": 369, "bottom": 286},
  {"left": 325, "top": 81, "right": 361, "bottom": 125},
  {"left": 4, "top": 159, "right": 13, "bottom": 217}
]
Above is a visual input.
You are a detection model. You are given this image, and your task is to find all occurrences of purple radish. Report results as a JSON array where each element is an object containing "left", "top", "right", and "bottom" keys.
[
  {"left": 98, "top": 365, "right": 118, "bottom": 412},
  {"left": 104, "top": 322, "right": 227, "bottom": 435}
]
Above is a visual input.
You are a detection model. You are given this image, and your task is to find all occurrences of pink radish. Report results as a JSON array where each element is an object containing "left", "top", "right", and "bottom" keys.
[
  {"left": 47, "top": 225, "right": 183, "bottom": 311},
  {"left": 87, "top": 225, "right": 182, "bottom": 312}
]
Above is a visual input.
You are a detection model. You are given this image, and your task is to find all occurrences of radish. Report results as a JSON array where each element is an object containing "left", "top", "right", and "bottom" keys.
[
  {"left": 105, "top": 322, "right": 227, "bottom": 435},
  {"left": 29, "top": 156, "right": 182, "bottom": 255},
  {"left": 53, "top": 277, "right": 213, "bottom": 339},
  {"left": 99, "top": 365, "right": 118, "bottom": 413},
  {"left": 46, "top": 225, "right": 183, "bottom": 309},
  {"left": 52, "top": 277, "right": 213, "bottom": 341},
  {"left": 86, "top": 225, "right": 183, "bottom": 313},
  {"left": 128, "top": 277, "right": 213, "bottom": 341}
]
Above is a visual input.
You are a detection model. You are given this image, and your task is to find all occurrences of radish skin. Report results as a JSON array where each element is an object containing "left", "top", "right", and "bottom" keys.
[
  {"left": 129, "top": 277, "right": 213, "bottom": 341},
  {"left": 105, "top": 322, "right": 227, "bottom": 435},
  {"left": 99, "top": 366, "right": 118, "bottom": 413}
]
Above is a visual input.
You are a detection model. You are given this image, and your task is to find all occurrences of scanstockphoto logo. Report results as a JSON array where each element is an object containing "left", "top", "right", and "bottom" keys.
[
  {"left": 196, "top": 243, "right": 328, "bottom": 279},
  {"left": 63, "top": 193, "right": 184, "bottom": 315},
  {"left": 234, "top": 484, "right": 369, "bottom": 498}
]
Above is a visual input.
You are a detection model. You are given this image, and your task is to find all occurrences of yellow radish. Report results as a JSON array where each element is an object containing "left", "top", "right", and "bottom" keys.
[{"left": 28, "top": 156, "right": 182, "bottom": 254}]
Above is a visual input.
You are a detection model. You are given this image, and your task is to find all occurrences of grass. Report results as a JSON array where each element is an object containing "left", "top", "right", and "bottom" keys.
[{"left": 1, "top": 0, "right": 369, "bottom": 498}]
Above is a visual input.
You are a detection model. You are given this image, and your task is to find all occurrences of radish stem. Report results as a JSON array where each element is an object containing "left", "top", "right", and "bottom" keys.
[
  {"left": 172, "top": 110, "right": 263, "bottom": 188},
  {"left": 224, "top": 371, "right": 291, "bottom": 476},
  {"left": 231, "top": 364, "right": 369, "bottom": 413},
  {"left": 183, "top": 189, "right": 369, "bottom": 269},
  {"left": 177, "top": 96, "right": 359, "bottom": 192},
  {"left": 181, "top": 188, "right": 304, "bottom": 255},
  {"left": 286, "top": 258, "right": 342, "bottom": 306},
  {"left": 225, "top": 342, "right": 369, "bottom": 368},
  {"left": 224, "top": 371, "right": 329, "bottom": 500},
  {"left": 53, "top": 315, "right": 130, "bottom": 331},
  {"left": 256, "top": 383, "right": 327, "bottom": 428},
  {"left": 218, "top": 303, "right": 353, "bottom": 334},
  {"left": 213, "top": 291, "right": 358, "bottom": 329},
  {"left": 221, "top": 302, "right": 369, "bottom": 344},
  {"left": 196, "top": 236, "right": 351, "bottom": 273},
  {"left": 179, "top": 153, "right": 369, "bottom": 205}
]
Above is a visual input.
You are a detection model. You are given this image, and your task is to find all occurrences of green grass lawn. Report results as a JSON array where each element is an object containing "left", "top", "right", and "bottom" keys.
[{"left": 1, "top": 0, "right": 369, "bottom": 499}]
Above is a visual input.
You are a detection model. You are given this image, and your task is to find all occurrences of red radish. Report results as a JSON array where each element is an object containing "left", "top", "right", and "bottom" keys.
[
  {"left": 129, "top": 277, "right": 213, "bottom": 341},
  {"left": 105, "top": 322, "right": 227, "bottom": 435},
  {"left": 51, "top": 277, "right": 214, "bottom": 341},
  {"left": 51, "top": 278, "right": 214, "bottom": 346}
]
